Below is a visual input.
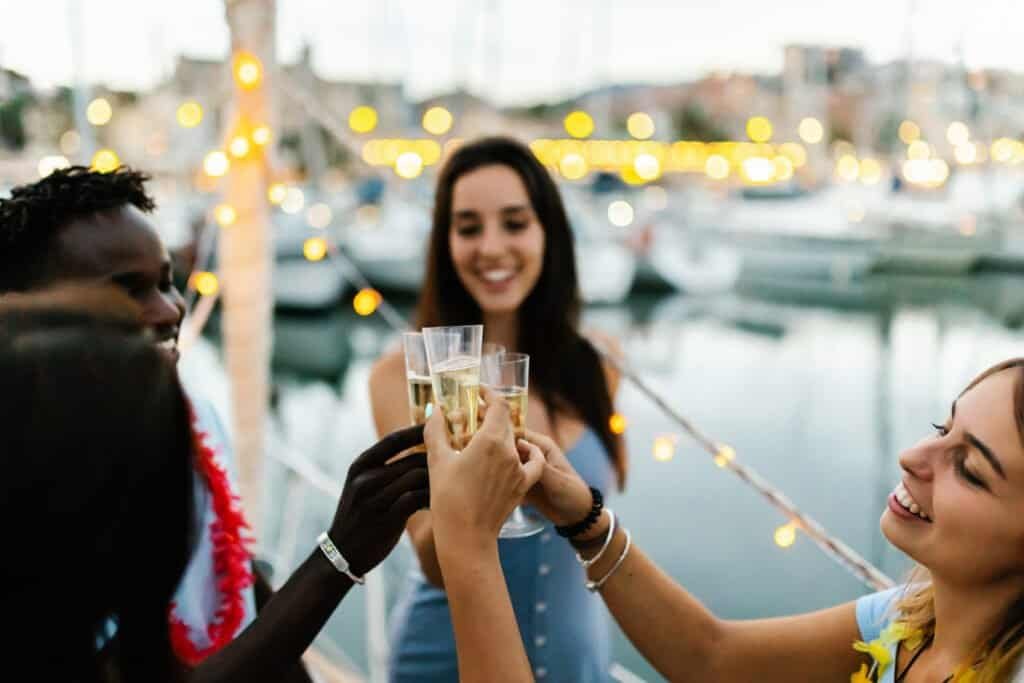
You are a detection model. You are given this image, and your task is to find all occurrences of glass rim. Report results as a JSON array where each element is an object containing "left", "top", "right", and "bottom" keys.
[{"left": 421, "top": 324, "right": 484, "bottom": 334}]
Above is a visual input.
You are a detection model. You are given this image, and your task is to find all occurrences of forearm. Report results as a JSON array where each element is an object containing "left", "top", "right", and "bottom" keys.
[
  {"left": 189, "top": 549, "right": 352, "bottom": 683},
  {"left": 436, "top": 536, "right": 533, "bottom": 683},
  {"left": 579, "top": 523, "right": 725, "bottom": 681},
  {"left": 407, "top": 511, "right": 445, "bottom": 587}
]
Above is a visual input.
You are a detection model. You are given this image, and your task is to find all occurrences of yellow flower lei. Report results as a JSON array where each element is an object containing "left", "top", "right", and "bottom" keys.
[{"left": 851, "top": 623, "right": 977, "bottom": 683}]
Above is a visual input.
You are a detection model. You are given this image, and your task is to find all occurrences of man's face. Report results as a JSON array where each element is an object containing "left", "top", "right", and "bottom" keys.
[{"left": 52, "top": 205, "right": 186, "bottom": 362}]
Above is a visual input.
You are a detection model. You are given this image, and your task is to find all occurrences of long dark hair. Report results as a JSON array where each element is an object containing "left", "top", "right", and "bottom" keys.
[
  {"left": 0, "top": 287, "right": 196, "bottom": 682},
  {"left": 416, "top": 137, "right": 625, "bottom": 487}
]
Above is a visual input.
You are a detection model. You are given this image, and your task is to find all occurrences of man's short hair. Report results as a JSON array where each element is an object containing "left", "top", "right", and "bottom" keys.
[{"left": 0, "top": 165, "right": 155, "bottom": 292}]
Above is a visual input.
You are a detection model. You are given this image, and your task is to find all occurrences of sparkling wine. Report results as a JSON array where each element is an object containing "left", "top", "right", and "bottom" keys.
[
  {"left": 431, "top": 356, "right": 481, "bottom": 448},
  {"left": 495, "top": 386, "right": 528, "bottom": 433},
  {"left": 406, "top": 374, "right": 433, "bottom": 426}
]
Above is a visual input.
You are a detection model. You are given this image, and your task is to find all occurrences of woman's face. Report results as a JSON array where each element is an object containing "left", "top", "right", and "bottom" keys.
[
  {"left": 882, "top": 368, "right": 1024, "bottom": 585},
  {"left": 448, "top": 164, "right": 545, "bottom": 316}
]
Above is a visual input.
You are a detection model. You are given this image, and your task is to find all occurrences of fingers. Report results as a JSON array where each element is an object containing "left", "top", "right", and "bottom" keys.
[
  {"left": 351, "top": 424, "right": 426, "bottom": 474},
  {"left": 519, "top": 441, "right": 546, "bottom": 491},
  {"left": 522, "top": 428, "right": 558, "bottom": 455},
  {"left": 390, "top": 488, "right": 430, "bottom": 518},
  {"left": 424, "top": 409, "right": 454, "bottom": 464},
  {"left": 365, "top": 467, "right": 429, "bottom": 511},
  {"left": 349, "top": 453, "right": 427, "bottom": 501},
  {"left": 478, "top": 385, "right": 513, "bottom": 445}
]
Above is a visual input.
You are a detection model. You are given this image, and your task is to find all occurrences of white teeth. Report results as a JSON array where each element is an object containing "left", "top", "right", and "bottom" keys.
[
  {"left": 156, "top": 339, "right": 177, "bottom": 352},
  {"left": 482, "top": 269, "right": 514, "bottom": 282},
  {"left": 894, "top": 482, "right": 930, "bottom": 520}
]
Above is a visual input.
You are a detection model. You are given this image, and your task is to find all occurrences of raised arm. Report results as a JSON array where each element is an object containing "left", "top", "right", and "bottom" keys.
[
  {"left": 189, "top": 426, "right": 429, "bottom": 683},
  {"left": 368, "top": 351, "right": 445, "bottom": 587},
  {"left": 519, "top": 430, "right": 866, "bottom": 683},
  {"left": 425, "top": 390, "right": 544, "bottom": 683}
]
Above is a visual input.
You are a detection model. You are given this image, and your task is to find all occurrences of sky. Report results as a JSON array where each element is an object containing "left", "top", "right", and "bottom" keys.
[{"left": 0, "top": 0, "right": 1021, "bottom": 106}]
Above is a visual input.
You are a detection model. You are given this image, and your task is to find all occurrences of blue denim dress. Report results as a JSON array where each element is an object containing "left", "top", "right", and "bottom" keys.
[{"left": 388, "top": 428, "right": 616, "bottom": 682}]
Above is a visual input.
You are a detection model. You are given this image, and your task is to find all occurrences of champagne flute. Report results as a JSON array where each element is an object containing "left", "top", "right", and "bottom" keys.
[
  {"left": 482, "top": 352, "right": 546, "bottom": 539},
  {"left": 422, "top": 325, "right": 483, "bottom": 449},
  {"left": 402, "top": 332, "right": 433, "bottom": 426}
]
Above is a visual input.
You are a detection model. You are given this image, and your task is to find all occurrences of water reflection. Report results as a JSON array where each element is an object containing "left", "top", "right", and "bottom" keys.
[{"left": 180, "top": 274, "right": 1024, "bottom": 681}]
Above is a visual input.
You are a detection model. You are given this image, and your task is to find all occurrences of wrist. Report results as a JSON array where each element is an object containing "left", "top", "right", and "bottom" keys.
[{"left": 571, "top": 508, "right": 612, "bottom": 547}]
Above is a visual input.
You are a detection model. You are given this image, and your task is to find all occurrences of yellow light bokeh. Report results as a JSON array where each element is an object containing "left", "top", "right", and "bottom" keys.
[
  {"left": 746, "top": 116, "right": 773, "bottom": 143},
  {"left": 37, "top": 155, "right": 70, "bottom": 178},
  {"left": 836, "top": 154, "right": 860, "bottom": 182},
  {"left": 251, "top": 125, "right": 272, "bottom": 146},
  {"left": 307, "top": 202, "right": 333, "bottom": 229},
  {"left": 203, "top": 151, "right": 230, "bottom": 178},
  {"left": 558, "top": 152, "right": 588, "bottom": 180},
  {"left": 192, "top": 271, "right": 219, "bottom": 297},
  {"left": 619, "top": 164, "right": 646, "bottom": 186},
  {"left": 349, "top": 106, "right": 378, "bottom": 134},
  {"left": 772, "top": 156, "right": 794, "bottom": 181},
  {"left": 564, "top": 111, "right": 595, "bottom": 139},
  {"left": 859, "top": 158, "right": 883, "bottom": 185},
  {"left": 907, "top": 140, "right": 930, "bottom": 161},
  {"left": 281, "top": 188, "right": 305, "bottom": 214},
  {"left": 609, "top": 413, "right": 628, "bottom": 435},
  {"left": 303, "top": 237, "right": 328, "bottom": 262},
  {"left": 898, "top": 120, "right": 921, "bottom": 144},
  {"left": 992, "top": 138, "right": 1018, "bottom": 163},
  {"left": 633, "top": 153, "right": 661, "bottom": 181},
  {"left": 394, "top": 151, "right": 424, "bottom": 179},
  {"left": 353, "top": 287, "right": 382, "bottom": 316},
  {"left": 90, "top": 148, "right": 120, "bottom": 173},
  {"left": 268, "top": 183, "right": 287, "bottom": 205},
  {"left": 627, "top": 112, "right": 655, "bottom": 140},
  {"left": 774, "top": 523, "right": 797, "bottom": 548},
  {"left": 946, "top": 121, "right": 969, "bottom": 147},
  {"left": 713, "top": 444, "right": 735, "bottom": 468},
  {"left": 177, "top": 101, "right": 203, "bottom": 128},
  {"left": 798, "top": 117, "right": 823, "bottom": 144},
  {"left": 86, "top": 98, "right": 113, "bottom": 126},
  {"left": 652, "top": 435, "right": 676, "bottom": 462},
  {"left": 422, "top": 106, "right": 454, "bottom": 136},
  {"left": 228, "top": 135, "right": 251, "bottom": 159},
  {"left": 607, "top": 200, "right": 634, "bottom": 227},
  {"left": 778, "top": 142, "right": 807, "bottom": 168},
  {"left": 955, "top": 143, "right": 978, "bottom": 165},
  {"left": 233, "top": 51, "right": 263, "bottom": 89},
  {"left": 741, "top": 156, "right": 775, "bottom": 183},
  {"left": 213, "top": 204, "right": 237, "bottom": 227},
  {"left": 705, "top": 154, "right": 730, "bottom": 180}
]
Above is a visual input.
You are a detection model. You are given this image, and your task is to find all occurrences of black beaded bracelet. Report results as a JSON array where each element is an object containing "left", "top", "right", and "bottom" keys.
[{"left": 554, "top": 487, "right": 603, "bottom": 538}]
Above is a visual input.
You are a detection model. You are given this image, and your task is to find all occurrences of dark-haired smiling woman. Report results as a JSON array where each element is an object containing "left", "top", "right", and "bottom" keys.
[{"left": 369, "top": 137, "right": 628, "bottom": 682}]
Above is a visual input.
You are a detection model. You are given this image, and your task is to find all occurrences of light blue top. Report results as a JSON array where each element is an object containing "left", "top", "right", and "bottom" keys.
[
  {"left": 855, "top": 587, "right": 903, "bottom": 683},
  {"left": 388, "top": 427, "right": 616, "bottom": 683}
]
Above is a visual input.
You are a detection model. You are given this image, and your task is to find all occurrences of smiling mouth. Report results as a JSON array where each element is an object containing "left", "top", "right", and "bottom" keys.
[
  {"left": 892, "top": 481, "right": 932, "bottom": 522},
  {"left": 478, "top": 268, "right": 518, "bottom": 286},
  {"left": 155, "top": 337, "right": 179, "bottom": 360}
]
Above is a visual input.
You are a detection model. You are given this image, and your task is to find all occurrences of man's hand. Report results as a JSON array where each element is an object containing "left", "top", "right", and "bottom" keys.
[{"left": 329, "top": 425, "right": 429, "bottom": 576}]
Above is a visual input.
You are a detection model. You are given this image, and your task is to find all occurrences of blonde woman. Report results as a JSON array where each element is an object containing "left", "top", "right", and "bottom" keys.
[{"left": 426, "top": 358, "right": 1024, "bottom": 682}]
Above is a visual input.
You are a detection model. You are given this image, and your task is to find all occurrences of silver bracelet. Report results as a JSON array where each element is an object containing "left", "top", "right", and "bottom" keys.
[
  {"left": 575, "top": 509, "right": 616, "bottom": 569},
  {"left": 317, "top": 531, "right": 365, "bottom": 585},
  {"left": 586, "top": 529, "right": 632, "bottom": 592}
]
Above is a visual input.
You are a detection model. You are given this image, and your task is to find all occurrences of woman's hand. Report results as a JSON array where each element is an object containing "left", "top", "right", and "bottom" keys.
[
  {"left": 329, "top": 425, "right": 430, "bottom": 576},
  {"left": 518, "top": 429, "right": 595, "bottom": 528},
  {"left": 425, "top": 387, "right": 545, "bottom": 549}
]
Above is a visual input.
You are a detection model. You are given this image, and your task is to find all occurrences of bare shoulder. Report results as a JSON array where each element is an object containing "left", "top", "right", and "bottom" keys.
[
  {"left": 582, "top": 328, "right": 623, "bottom": 396},
  {"left": 369, "top": 348, "right": 407, "bottom": 436}
]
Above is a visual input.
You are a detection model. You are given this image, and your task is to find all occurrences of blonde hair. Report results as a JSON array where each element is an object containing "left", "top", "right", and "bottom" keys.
[{"left": 893, "top": 358, "right": 1024, "bottom": 682}]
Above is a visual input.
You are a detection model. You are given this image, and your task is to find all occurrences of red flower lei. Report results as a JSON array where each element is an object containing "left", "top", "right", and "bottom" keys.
[{"left": 168, "top": 406, "right": 254, "bottom": 666}]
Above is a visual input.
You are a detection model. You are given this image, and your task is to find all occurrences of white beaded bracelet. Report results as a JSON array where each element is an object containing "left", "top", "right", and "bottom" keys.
[
  {"left": 575, "top": 509, "right": 616, "bottom": 569},
  {"left": 585, "top": 529, "right": 632, "bottom": 592},
  {"left": 317, "top": 531, "right": 365, "bottom": 585}
]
